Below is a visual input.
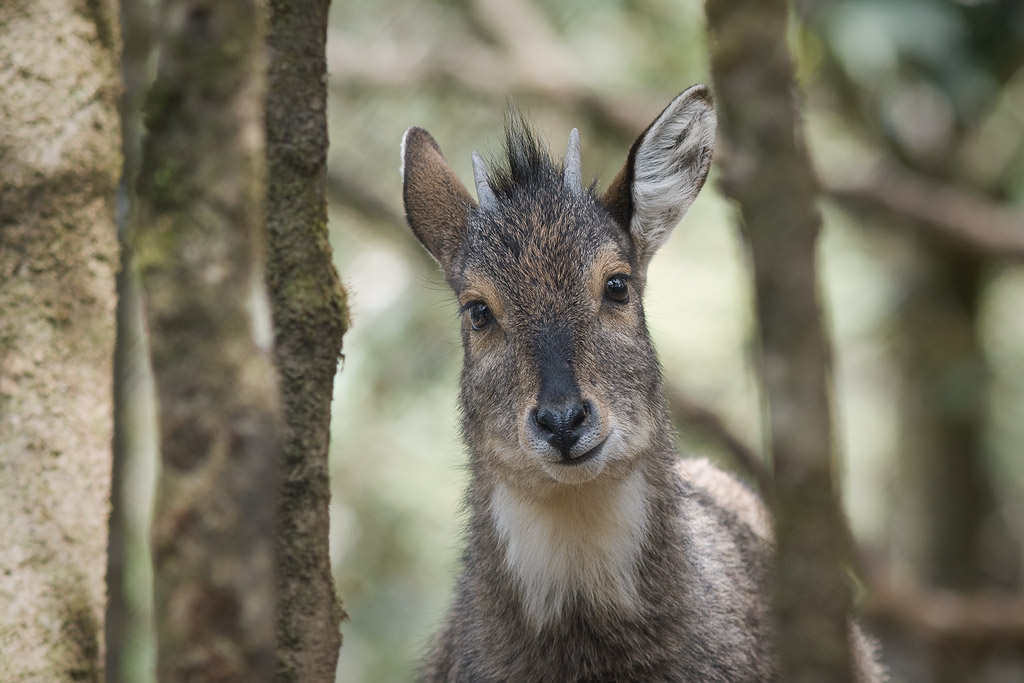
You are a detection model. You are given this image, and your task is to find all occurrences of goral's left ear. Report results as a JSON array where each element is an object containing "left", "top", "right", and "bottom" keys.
[{"left": 602, "top": 85, "right": 716, "bottom": 268}]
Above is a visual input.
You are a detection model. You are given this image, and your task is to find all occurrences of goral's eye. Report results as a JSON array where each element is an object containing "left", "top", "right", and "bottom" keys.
[
  {"left": 467, "top": 302, "right": 493, "bottom": 331},
  {"left": 604, "top": 274, "right": 630, "bottom": 304}
]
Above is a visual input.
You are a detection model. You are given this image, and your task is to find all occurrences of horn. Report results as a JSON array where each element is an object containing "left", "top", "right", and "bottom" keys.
[
  {"left": 472, "top": 151, "right": 497, "bottom": 211},
  {"left": 563, "top": 128, "right": 582, "bottom": 194}
]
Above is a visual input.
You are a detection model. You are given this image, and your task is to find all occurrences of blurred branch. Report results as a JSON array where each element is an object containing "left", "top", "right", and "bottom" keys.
[
  {"left": 326, "top": 168, "right": 406, "bottom": 231},
  {"left": 865, "top": 563, "right": 1024, "bottom": 647},
  {"left": 328, "top": 24, "right": 1024, "bottom": 262},
  {"left": 826, "top": 163, "right": 1024, "bottom": 260},
  {"left": 325, "top": 168, "right": 441, "bottom": 276},
  {"left": 467, "top": 0, "right": 577, "bottom": 95},
  {"left": 666, "top": 388, "right": 772, "bottom": 494},
  {"left": 325, "top": 31, "right": 661, "bottom": 139}
]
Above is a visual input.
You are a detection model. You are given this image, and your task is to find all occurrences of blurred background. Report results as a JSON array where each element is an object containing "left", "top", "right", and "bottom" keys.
[{"left": 324, "top": 0, "right": 1024, "bottom": 681}]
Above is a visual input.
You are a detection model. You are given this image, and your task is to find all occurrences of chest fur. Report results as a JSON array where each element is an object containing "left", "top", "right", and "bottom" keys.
[{"left": 488, "top": 472, "right": 651, "bottom": 629}]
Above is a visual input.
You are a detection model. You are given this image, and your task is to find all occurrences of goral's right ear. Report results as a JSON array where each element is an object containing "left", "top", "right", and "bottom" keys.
[
  {"left": 401, "top": 127, "right": 475, "bottom": 274},
  {"left": 602, "top": 85, "right": 716, "bottom": 271}
]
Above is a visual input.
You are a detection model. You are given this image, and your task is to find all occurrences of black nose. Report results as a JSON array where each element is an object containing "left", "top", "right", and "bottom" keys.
[{"left": 533, "top": 400, "right": 589, "bottom": 458}]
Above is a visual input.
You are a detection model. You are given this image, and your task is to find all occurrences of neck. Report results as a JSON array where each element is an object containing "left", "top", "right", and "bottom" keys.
[{"left": 481, "top": 457, "right": 674, "bottom": 630}]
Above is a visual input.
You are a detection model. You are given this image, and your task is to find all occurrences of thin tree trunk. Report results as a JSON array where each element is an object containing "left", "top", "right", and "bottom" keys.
[
  {"left": 706, "top": 0, "right": 854, "bottom": 680},
  {"left": 0, "top": 1, "right": 120, "bottom": 679},
  {"left": 265, "top": 1, "right": 349, "bottom": 680},
  {"left": 106, "top": 1, "right": 157, "bottom": 681},
  {"left": 897, "top": 251, "right": 1006, "bottom": 591},
  {"left": 894, "top": 248, "right": 1018, "bottom": 682},
  {"left": 132, "top": 0, "right": 280, "bottom": 678}
]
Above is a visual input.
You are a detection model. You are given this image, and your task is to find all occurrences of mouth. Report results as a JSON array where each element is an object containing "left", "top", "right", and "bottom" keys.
[{"left": 556, "top": 437, "right": 607, "bottom": 467}]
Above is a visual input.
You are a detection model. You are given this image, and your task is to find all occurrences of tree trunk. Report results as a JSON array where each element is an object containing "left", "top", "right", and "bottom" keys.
[
  {"left": 265, "top": 1, "right": 349, "bottom": 680},
  {"left": 706, "top": 0, "right": 854, "bottom": 680},
  {"left": 0, "top": 1, "right": 120, "bottom": 680},
  {"left": 131, "top": 0, "right": 280, "bottom": 679}
]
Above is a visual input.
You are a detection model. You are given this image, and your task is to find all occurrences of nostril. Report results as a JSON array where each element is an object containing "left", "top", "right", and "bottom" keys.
[
  {"left": 568, "top": 402, "right": 587, "bottom": 431},
  {"left": 573, "top": 403, "right": 589, "bottom": 430},
  {"left": 534, "top": 407, "right": 558, "bottom": 436}
]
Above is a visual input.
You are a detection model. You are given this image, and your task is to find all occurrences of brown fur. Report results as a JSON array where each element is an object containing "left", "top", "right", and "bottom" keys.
[{"left": 401, "top": 86, "right": 884, "bottom": 682}]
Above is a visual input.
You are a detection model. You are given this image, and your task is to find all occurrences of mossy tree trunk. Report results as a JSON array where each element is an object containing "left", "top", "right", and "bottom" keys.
[
  {"left": 0, "top": 0, "right": 120, "bottom": 679},
  {"left": 265, "top": 1, "right": 349, "bottom": 681},
  {"left": 706, "top": 0, "right": 855, "bottom": 680},
  {"left": 131, "top": 0, "right": 281, "bottom": 678}
]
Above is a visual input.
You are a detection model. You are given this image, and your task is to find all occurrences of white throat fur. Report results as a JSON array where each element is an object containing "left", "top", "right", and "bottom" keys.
[{"left": 489, "top": 470, "right": 650, "bottom": 629}]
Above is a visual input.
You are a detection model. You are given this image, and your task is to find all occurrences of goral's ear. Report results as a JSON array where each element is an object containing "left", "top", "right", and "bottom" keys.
[
  {"left": 401, "top": 126, "right": 475, "bottom": 274},
  {"left": 602, "top": 85, "right": 716, "bottom": 268}
]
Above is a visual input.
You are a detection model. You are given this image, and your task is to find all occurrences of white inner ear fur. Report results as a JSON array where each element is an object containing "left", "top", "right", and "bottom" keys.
[
  {"left": 490, "top": 471, "right": 650, "bottom": 630},
  {"left": 630, "top": 86, "right": 717, "bottom": 263}
]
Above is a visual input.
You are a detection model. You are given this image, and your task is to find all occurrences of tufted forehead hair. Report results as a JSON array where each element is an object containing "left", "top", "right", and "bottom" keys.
[
  {"left": 484, "top": 114, "right": 581, "bottom": 201},
  {"left": 462, "top": 117, "right": 633, "bottom": 288}
]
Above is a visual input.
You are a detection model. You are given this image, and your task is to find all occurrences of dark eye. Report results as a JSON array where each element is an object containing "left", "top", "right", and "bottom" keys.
[
  {"left": 468, "top": 302, "right": 493, "bottom": 330},
  {"left": 604, "top": 274, "right": 630, "bottom": 303}
]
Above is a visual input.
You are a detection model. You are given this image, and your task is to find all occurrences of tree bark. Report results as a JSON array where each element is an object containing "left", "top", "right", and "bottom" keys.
[
  {"left": 132, "top": 0, "right": 280, "bottom": 679},
  {"left": 706, "top": 0, "right": 854, "bottom": 680},
  {"left": 0, "top": 0, "right": 120, "bottom": 679},
  {"left": 265, "top": 1, "right": 349, "bottom": 680}
]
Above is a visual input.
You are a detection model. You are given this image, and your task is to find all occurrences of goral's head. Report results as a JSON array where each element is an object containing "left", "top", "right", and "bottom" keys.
[{"left": 401, "top": 86, "right": 716, "bottom": 491}]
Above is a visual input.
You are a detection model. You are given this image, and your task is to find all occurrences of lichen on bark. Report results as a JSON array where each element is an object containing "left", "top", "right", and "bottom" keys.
[{"left": 0, "top": 0, "right": 120, "bottom": 678}]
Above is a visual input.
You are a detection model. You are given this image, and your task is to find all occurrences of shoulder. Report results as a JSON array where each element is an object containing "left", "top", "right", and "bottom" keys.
[{"left": 674, "top": 457, "right": 772, "bottom": 542}]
